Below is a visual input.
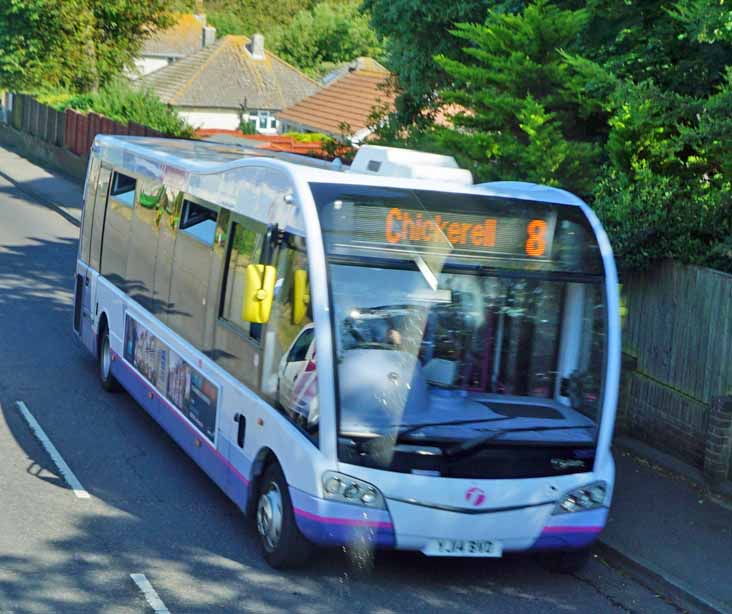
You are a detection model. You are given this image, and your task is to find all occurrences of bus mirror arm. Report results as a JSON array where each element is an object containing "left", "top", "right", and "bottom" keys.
[{"left": 292, "top": 269, "right": 310, "bottom": 325}]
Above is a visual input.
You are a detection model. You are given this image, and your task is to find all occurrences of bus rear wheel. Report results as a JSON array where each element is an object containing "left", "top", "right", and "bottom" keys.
[
  {"left": 98, "top": 326, "right": 121, "bottom": 393},
  {"left": 255, "top": 462, "right": 312, "bottom": 569}
]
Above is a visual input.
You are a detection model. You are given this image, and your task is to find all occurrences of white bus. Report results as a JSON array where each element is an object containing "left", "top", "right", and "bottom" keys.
[{"left": 74, "top": 136, "right": 620, "bottom": 570}]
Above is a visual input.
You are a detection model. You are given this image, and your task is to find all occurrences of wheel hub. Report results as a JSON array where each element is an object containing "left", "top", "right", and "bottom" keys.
[{"left": 256, "top": 482, "right": 283, "bottom": 552}]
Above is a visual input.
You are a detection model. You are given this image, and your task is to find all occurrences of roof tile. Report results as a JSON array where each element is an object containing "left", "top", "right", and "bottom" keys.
[
  {"left": 277, "top": 61, "right": 395, "bottom": 136},
  {"left": 137, "top": 35, "right": 320, "bottom": 111},
  {"left": 142, "top": 14, "right": 206, "bottom": 58}
]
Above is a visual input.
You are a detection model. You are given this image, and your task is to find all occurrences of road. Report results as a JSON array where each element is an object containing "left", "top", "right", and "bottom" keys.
[{"left": 0, "top": 169, "right": 685, "bottom": 614}]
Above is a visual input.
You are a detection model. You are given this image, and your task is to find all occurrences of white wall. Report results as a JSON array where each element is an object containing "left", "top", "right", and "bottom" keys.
[
  {"left": 131, "top": 57, "right": 172, "bottom": 79},
  {"left": 180, "top": 109, "right": 280, "bottom": 134},
  {"left": 179, "top": 110, "right": 241, "bottom": 131}
]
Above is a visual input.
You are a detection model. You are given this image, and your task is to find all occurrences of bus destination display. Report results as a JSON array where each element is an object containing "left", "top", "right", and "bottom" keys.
[{"left": 328, "top": 202, "right": 558, "bottom": 262}]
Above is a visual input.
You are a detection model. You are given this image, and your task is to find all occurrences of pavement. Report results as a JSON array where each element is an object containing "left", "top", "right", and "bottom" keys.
[
  {"left": 602, "top": 439, "right": 732, "bottom": 613},
  {"left": 0, "top": 140, "right": 730, "bottom": 613},
  {"left": 0, "top": 141, "right": 83, "bottom": 226}
]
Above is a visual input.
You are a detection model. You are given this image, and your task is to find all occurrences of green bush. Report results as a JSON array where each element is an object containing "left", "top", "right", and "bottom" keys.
[
  {"left": 269, "top": 0, "right": 383, "bottom": 78},
  {"left": 373, "top": 0, "right": 732, "bottom": 275},
  {"left": 65, "top": 80, "right": 193, "bottom": 137}
]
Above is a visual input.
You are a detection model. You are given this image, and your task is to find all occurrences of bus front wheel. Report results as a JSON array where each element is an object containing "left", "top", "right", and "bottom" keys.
[
  {"left": 255, "top": 462, "right": 312, "bottom": 569},
  {"left": 98, "top": 326, "right": 121, "bottom": 393}
]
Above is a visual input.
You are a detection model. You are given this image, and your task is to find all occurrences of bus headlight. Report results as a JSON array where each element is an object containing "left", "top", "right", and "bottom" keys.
[
  {"left": 554, "top": 481, "right": 607, "bottom": 514},
  {"left": 322, "top": 471, "right": 386, "bottom": 509}
]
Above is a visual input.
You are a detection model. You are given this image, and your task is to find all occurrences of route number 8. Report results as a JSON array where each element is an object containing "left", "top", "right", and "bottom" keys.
[{"left": 525, "top": 219, "right": 548, "bottom": 257}]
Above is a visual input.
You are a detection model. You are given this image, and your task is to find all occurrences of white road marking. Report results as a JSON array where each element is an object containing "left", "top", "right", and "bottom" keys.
[
  {"left": 130, "top": 574, "right": 171, "bottom": 613},
  {"left": 15, "top": 400, "right": 91, "bottom": 499}
]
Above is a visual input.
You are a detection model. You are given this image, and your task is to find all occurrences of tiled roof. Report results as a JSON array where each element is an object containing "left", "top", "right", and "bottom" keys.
[
  {"left": 197, "top": 130, "right": 335, "bottom": 157},
  {"left": 137, "top": 35, "right": 320, "bottom": 111},
  {"left": 141, "top": 14, "right": 205, "bottom": 58},
  {"left": 277, "top": 58, "right": 395, "bottom": 137}
]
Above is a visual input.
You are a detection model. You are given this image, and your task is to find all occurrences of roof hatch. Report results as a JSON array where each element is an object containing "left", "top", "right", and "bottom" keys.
[{"left": 350, "top": 145, "right": 473, "bottom": 186}]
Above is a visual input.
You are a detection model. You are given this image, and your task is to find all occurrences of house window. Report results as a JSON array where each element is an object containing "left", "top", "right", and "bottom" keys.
[
  {"left": 269, "top": 117, "right": 277, "bottom": 130},
  {"left": 258, "top": 111, "right": 269, "bottom": 130}
]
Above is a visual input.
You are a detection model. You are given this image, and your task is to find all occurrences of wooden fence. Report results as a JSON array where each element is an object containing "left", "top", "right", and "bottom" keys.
[
  {"left": 8, "top": 94, "right": 164, "bottom": 158},
  {"left": 619, "top": 260, "right": 732, "bottom": 473}
]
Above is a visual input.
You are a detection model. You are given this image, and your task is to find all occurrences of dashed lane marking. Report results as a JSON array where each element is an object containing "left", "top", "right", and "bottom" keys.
[
  {"left": 130, "top": 574, "right": 171, "bottom": 613},
  {"left": 15, "top": 400, "right": 91, "bottom": 499}
]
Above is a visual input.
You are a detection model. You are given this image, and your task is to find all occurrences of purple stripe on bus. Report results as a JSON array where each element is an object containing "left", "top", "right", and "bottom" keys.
[
  {"left": 531, "top": 532, "right": 599, "bottom": 550},
  {"left": 294, "top": 513, "right": 397, "bottom": 547},
  {"left": 112, "top": 350, "right": 250, "bottom": 486},
  {"left": 289, "top": 485, "right": 396, "bottom": 547},
  {"left": 294, "top": 508, "right": 394, "bottom": 530},
  {"left": 543, "top": 507, "right": 608, "bottom": 528}
]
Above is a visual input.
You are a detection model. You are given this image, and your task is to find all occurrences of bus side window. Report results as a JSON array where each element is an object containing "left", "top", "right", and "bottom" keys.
[
  {"left": 89, "top": 167, "right": 113, "bottom": 272},
  {"left": 101, "top": 171, "right": 136, "bottom": 289},
  {"left": 180, "top": 200, "right": 218, "bottom": 245},
  {"left": 220, "top": 221, "right": 266, "bottom": 338},
  {"left": 110, "top": 172, "right": 136, "bottom": 207},
  {"left": 261, "top": 236, "right": 318, "bottom": 440},
  {"left": 167, "top": 199, "right": 218, "bottom": 349},
  {"left": 79, "top": 156, "right": 100, "bottom": 264},
  {"left": 126, "top": 179, "right": 163, "bottom": 312}
]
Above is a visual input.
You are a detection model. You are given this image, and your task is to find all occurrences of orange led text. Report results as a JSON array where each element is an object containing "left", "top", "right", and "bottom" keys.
[{"left": 385, "top": 208, "right": 497, "bottom": 248}]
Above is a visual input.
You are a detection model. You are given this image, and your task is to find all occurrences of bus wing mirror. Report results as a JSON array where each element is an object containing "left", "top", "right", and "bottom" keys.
[
  {"left": 242, "top": 264, "right": 276, "bottom": 324},
  {"left": 292, "top": 269, "right": 310, "bottom": 325}
]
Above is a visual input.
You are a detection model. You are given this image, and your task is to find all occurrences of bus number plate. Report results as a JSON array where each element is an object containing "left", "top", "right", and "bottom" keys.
[{"left": 423, "top": 539, "right": 502, "bottom": 557}]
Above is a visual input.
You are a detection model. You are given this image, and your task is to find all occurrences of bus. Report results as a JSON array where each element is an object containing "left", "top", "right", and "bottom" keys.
[{"left": 74, "top": 136, "right": 620, "bottom": 570}]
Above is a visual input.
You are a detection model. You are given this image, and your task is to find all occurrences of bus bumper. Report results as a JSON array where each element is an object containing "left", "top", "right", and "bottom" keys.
[{"left": 290, "top": 484, "right": 607, "bottom": 554}]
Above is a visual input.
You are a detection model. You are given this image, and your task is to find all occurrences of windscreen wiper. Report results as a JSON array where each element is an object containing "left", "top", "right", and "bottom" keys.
[
  {"left": 395, "top": 416, "right": 514, "bottom": 439},
  {"left": 353, "top": 417, "right": 513, "bottom": 458},
  {"left": 444, "top": 425, "right": 595, "bottom": 457}
]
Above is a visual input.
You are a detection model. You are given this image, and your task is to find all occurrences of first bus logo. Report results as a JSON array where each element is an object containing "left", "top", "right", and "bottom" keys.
[{"left": 465, "top": 487, "right": 486, "bottom": 507}]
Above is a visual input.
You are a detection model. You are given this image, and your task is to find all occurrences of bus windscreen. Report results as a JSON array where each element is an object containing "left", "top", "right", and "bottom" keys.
[{"left": 311, "top": 182, "right": 608, "bottom": 479}]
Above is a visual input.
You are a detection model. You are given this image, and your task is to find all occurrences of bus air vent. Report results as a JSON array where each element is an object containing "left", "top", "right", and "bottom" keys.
[{"left": 350, "top": 145, "right": 473, "bottom": 186}]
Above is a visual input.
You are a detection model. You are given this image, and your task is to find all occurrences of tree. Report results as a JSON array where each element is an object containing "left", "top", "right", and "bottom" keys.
[
  {"left": 173, "top": 0, "right": 321, "bottom": 36},
  {"left": 370, "top": 0, "right": 732, "bottom": 273},
  {"left": 433, "top": 1, "right": 601, "bottom": 195},
  {"left": 0, "top": 0, "right": 174, "bottom": 93},
  {"left": 363, "top": 0, "right": 497, "bottom": 123},
  {"left": 565, "top": 1, "right": 732, "bottom": 271},
  {"left": 270, "top": 0, "right": 383, "bottom": 77}
]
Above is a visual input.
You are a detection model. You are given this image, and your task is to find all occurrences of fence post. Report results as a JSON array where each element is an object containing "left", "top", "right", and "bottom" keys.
[
  {"left": 703, "top": 396, "right": 732, "bottom": 484},
  {"left": 54, "top": 109, "right": 64, "bottom": 147},
  {"left": 31, "top": 99, "right": 41, "bottom": 137},
  {"left": 22, "top": 95, "right": 31, "bottom": 133},
  {"left": 65, "top": 109, "right": 74, "bottom": 152},
  {"left": 39, "top": 102, "right": 49, "bottom": 142},
  {"left": 10, "top": 94, "right": 22, "bottom": 130}
]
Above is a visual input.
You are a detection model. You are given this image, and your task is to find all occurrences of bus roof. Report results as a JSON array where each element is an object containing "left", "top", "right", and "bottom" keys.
[{"left": 92, "top": 135, "right": 587, "bottom": 210}]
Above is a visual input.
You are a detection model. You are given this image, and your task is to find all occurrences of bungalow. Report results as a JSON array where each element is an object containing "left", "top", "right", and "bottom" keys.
[
  {"left": 277, "top": 58, "right": 395, "bottom": 143},
  {"left": 136, "top": 34, "right": 320, "bottom": 134},
  {"left": 132, "top": 13, "right": 216, "bottom": 79}
]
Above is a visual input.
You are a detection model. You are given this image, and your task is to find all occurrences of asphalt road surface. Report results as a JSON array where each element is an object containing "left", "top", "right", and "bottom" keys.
[{"left": 0, "top": 171, "right": 686, "bottom": 614}]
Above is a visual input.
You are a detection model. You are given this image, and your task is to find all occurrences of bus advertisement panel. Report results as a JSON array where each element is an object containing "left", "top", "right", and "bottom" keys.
[{"left": 124, "top": 315, "right": 218, "bottom": 441}]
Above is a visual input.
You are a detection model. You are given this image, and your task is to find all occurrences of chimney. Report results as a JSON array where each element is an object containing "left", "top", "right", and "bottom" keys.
[
  {"left": 194, "top": 0, "right": 206, "bottom": 26},
  {"left": 202, "top": 25, "right": 216, "bottom": 48},
  {"left": 248, "top": 33, "right": 265, "bottom": 60}
]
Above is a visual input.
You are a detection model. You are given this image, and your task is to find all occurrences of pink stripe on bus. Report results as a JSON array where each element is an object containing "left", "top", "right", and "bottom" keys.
[
  {"left": 294, "top": 508, "right": 393, "bottom": 529},
  {"left": 112, "top": 350, "right": 250, "bottom": 486}
]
